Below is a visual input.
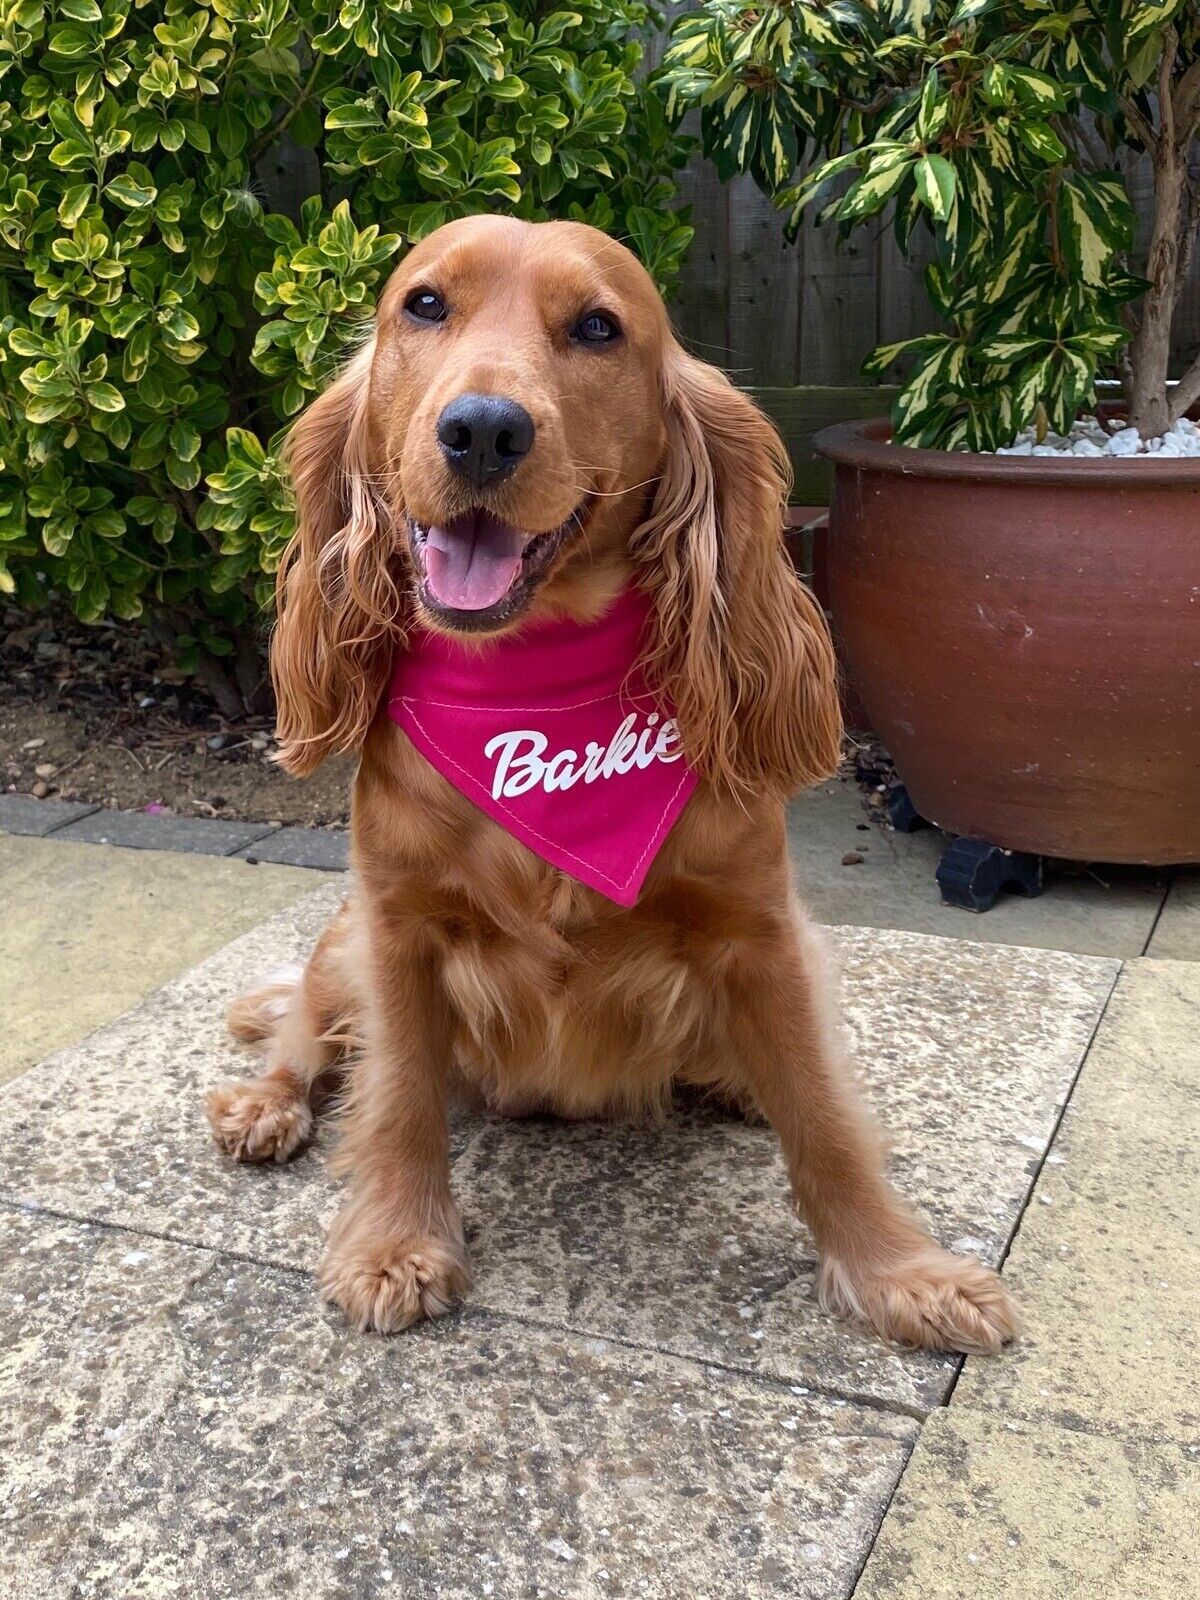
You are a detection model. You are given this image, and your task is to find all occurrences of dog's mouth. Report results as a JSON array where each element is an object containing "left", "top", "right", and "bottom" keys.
[{"left": 407, "top": 502, "right": 589, "bottom": 630}]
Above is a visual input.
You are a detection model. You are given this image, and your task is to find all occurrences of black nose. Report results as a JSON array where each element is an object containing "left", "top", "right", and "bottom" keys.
[{"left": 436, "top": 393, "right": 535, "bottom": 489}]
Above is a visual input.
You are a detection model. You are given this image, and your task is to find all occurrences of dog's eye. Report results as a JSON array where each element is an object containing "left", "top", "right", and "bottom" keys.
[
  {"left": 405, "top": 289, "right": 447, "bottom": 324},
  {"left": 573, "top": 311, "right": 620, "bottom": 345}
]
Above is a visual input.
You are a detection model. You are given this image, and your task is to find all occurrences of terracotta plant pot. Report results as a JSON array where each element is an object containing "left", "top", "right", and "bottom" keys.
[{"left": 814, "top": 418, "right": 1200, "bottom": 866}]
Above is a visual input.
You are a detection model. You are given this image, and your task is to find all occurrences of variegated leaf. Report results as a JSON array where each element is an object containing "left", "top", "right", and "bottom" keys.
[
  {"left": 1003, "top": 66, "right": 1068, "bottom": 112},
  {"left": 1011, "top": 355, "right": 1054, "bottom": 427},
  {"left": 1127, "top": 0, "right": 1192, "bottom": 42},
  {"left": 913, "top": 153, "right": 955, "bottom": 220},
  {"left": 758, "top": 102, "right": 798, "bottom": 190},
  {"left": 1057, "top": 177, "right": 1115, "bottom": 286},
  {"left": 892, "top": 340, "right": 957, "bottom": 432},
  {"left": 979, "top": 333, "right": 1051, "bottom": 361},
  {"left": 1016, "top": 121, "right": 1068, "bottom": 164},
  {"left": 835, "top": 156, "right": 912, "bottom": 219},
  {"left": 948, "top": 0, "right": 998, "bottom": 23},
  {"left": 1067, "top": 323, "right": 1129, "bottom": 357},
  {"left": 914, "top": 70, "right": 951, "bottom": 143},
  {"left": 879, "top": 0, "right": 937, "bottom": 38},
  {"left": 860, "top": 333, "right": 942, "bottom": 376}
]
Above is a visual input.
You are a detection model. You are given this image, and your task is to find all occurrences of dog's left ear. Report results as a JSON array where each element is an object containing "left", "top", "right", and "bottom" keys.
[
  {"left": 272, "top": 338, "right": 402, "bottom": 776},
  {"left": 633, "top": 346, "right": 842, "bottom": 798}
]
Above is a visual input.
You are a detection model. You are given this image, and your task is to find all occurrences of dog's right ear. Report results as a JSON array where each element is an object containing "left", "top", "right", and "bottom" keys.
[
  {"left": 634, "top": 345, "right": 842, "bottom": 800},
  {"left": 272, "top": 338, "right": 404, "bottom": 776}
]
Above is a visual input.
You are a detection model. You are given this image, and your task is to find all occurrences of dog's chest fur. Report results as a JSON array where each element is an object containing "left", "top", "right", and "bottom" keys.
[{"left": 355, "top": 727, "right": 780, "bottom": 1118}]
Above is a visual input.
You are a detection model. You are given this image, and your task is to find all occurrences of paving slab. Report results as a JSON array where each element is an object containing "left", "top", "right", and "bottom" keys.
[
  {"left": 0, "top": 793, "right": 99, "bottom": 836},
  {"left": 852, "top": 1406, "right": 1200, "bottom": 1600},
  {"left": 0, "top": 887, "right": 1114, "bottom": 1415},
  {"left": 52, "top": 806, "right": 277, "bottom": 855},
  {"left": 954, "top": 958, "right": 1200, "bottom": 1445},
  {"left": 0, "top": 879, "right": 347, "bottom": 1243},
  {"left": 789, "top": 779, "right": 1169, "bottom": 960},
  {"left": 1145, "top": 867, "right": 1200, "bottom": 960},
  {"left": 0, "top": 1208, "right": 915, "bottom": 1600},
  {"left": 236, "top": 823, "right": 350, "bottom": 870},
  {"left": 0, "top": 836, "right": 321, "bottom": 1085},
  {"left": 455, "top": 924, "right": 1113, "bottom": 1412}
]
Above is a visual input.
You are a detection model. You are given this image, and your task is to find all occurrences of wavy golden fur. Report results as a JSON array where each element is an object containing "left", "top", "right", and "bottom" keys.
[
  {"left": 207, "top": 216, "right": 1017, "bottom": 1355},
  {"left": 634, "top": 348, "right": 842, "bottom": 798},
  {"left": 272, "top": 339, "right": 398, "bottom": 775}
]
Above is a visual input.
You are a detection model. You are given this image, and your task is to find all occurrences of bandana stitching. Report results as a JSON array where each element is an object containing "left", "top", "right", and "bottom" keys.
[{"left": 392, "top": 691, "right": 617, "bottom": 715}]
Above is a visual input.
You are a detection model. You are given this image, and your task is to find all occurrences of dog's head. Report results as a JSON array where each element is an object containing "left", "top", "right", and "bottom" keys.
[
  {"left": 275, "top": 215, "right": 840, "bottom": 796},
  {"left": 374, "top": 216, "right": 671, "bottom": 631}
]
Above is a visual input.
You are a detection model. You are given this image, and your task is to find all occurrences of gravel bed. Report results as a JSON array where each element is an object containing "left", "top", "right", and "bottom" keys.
[{"left": 990, "top": 413, "right": 1200, "bottom": 458}]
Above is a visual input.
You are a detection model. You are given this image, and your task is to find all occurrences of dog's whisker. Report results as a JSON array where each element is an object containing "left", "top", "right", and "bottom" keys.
[{"left": 573, "top": 476, "right": 659, "bottom": 499}]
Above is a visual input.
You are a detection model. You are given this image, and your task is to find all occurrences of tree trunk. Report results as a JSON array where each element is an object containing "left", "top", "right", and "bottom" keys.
[
  {"left": 233, "top": 622, "right": 271, "bottom": 714},
  {"left": 193, "top": 651, "right": 249, "bottom": 721},
  {"left": 144, "top": 611, "right": 245, "bottom": 720},
  {"left": 1128, "top": 147, "right": 1187, "bottom": 438}
]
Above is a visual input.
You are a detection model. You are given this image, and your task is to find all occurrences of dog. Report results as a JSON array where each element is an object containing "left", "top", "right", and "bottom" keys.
[{"left": 207, "top": 215, "right": 1018, "bottom": 1354}]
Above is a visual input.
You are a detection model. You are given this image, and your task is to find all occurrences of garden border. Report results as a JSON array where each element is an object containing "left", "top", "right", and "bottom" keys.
[{"left": 0, "top": 794, "right": 348, "bottom": 871}]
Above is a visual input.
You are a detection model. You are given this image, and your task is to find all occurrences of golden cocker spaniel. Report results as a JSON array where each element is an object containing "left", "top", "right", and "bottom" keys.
[{"left": 207, "top": 215, "right": 1017, "bottom": 1354}]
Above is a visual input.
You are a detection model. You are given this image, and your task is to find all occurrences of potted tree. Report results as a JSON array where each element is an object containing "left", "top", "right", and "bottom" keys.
[{"left": 661, "top": 1, "right": 1200, "bottom": 882}]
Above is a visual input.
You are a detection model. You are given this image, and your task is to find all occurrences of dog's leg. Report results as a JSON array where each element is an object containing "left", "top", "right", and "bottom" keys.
[
  {"left": 318, "top": 913, "right": 468, "bottom": 1335},
  {"left": 727, "top": 911, "right": 1019, "bottom": 1355},
  {"left": 207, "top": 914, "right": 351, "bottom": 1164}
]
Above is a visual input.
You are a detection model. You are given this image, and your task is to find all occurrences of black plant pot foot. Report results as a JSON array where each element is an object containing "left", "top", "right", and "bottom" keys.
[
  {"left": 886, "top": 784, "right": 930, "bottom": 834},
  {"left": 936, "top": 837, "right": 1045, "bottom": 913}
]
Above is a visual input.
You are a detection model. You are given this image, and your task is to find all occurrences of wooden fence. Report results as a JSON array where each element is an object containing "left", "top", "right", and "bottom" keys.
[{"left": 672, "top": 160, "right": 1200, "bottom": 379}]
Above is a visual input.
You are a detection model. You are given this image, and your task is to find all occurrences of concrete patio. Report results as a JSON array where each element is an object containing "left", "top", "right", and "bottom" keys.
[{"left": 1, "top": 790, "right": 1196, "bottom": 1597}]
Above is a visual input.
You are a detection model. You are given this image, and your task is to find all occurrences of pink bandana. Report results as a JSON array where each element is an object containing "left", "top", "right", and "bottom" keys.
[{"left": 387, "top": 587, "right": 698, "bottom": 905}]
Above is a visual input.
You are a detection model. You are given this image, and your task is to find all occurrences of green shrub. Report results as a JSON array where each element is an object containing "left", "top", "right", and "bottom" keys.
[
  {"left": 661, "top": 1, "right": 1200, "bottom": 451},
  {"left": 0, "top": 0, "right": 691, "bottom": 712}
]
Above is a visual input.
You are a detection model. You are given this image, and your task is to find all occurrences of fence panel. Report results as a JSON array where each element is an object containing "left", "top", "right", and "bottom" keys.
[{"left": 670, "top": 153, "right": 1200, "bottom": 391}]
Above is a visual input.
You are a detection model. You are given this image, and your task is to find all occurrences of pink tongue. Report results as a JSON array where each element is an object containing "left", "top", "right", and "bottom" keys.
[{"left": 423, "top": 511, "right": 525, "bottom": 611}]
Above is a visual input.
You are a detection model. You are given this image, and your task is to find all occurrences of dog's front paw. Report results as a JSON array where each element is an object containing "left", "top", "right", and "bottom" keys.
[
  {"left": 207, "top": 1071, "right": 312, "bottom": 1164},
  {"left": 319, "top": 1233, "right": 470, "bottom": 1334},
  {"left": 818, "top": 1245, "right": 1019, "bottom": 1356}
]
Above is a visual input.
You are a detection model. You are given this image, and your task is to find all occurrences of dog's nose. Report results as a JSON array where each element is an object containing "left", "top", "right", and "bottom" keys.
[{"left": 436, "top": 394, "right": 535, "bottom": 489}]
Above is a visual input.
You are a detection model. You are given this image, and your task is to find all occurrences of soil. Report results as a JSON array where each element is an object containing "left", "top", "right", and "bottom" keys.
[
  {"left": 848, "top": 735, "right": 901, "bottom": 814},
  {"left": 1, "top": 605, "right": 353, "bottom": 826}
]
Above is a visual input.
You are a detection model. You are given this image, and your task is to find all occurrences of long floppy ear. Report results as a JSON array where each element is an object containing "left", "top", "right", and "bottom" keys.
[
  {"left": 272, "top": 338, "right": 404, "bottom": 776},
  {"left": 632, "top": 347, "right": 842, "bottom": 799}
]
